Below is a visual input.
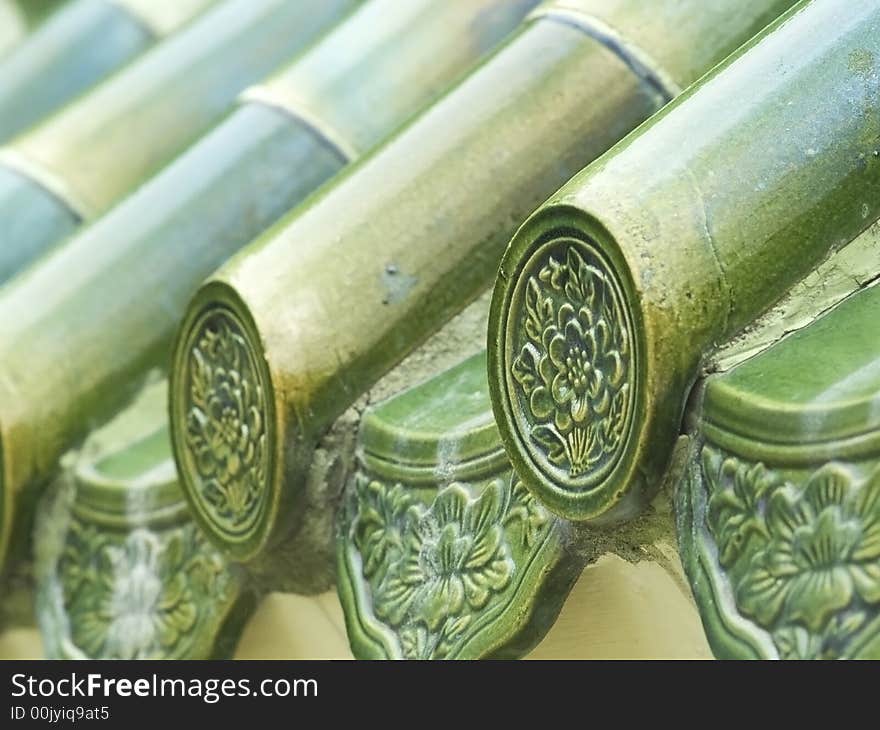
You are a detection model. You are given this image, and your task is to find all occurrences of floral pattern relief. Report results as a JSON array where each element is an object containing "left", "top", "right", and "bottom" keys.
[
  {"left": 348, "top": 473, "right": 553, "bottom": 659},
  {"left": 58, "top": 521, "right": 233, "bottom": 659},
  {"left": 185, "top": 314, "right": 268, "bottom": 536},
  {"left": 511, "top": 245, "right": 632, "bottom": 479},
  {"left": 701, "top": 446, "right": 880, "bottom": 659}
]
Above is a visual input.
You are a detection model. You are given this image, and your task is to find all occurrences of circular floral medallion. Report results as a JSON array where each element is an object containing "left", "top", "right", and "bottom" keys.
[
  {"left": 499, "top": 235, "right": 636, "bottom": 506},
  {"left": 175, "top": 306, "right": 272, "bottom": 556}
]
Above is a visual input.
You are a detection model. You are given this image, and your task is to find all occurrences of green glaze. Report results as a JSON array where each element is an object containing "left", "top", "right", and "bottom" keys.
[
  {"left": 360, "top": 353, "right": 503, "bottom": 473},
  {"left": 0, "top": 0, "right": 539, "bottom": 570},
  {"left": 170, "top": 0, "right": 797, "bottom": 569},
  {"left": 678, "top": 282, "right": 880, "bottom": 659},
  {"left": 34, "top": 381, "right": 250, "bottom": 660},
  {"left": 489, "top": 0, "right": 880, "bottom": 525},
  {"left": 0, "top": 0, "right": 215, "bottom": 145},
  {"left": 338, "top": 353, "right": 578, "bottom": 659},
  {"left": 705, "top": 296, "right": 880, "bottom": 455},
  {"left": 0, "top": 2, "right": 25, "bottom": 59},
  {"left": 2, "top": 0, "right": 63, "bottom": 39},
  {"left": 244, "top": 0, "right": 540, "bottom": 159},
  {"left": 0, "top": 0, "right": 357, "bottom": 277},
  {"left": 0, "top": 166, "right": 79, "bottom": 282}
]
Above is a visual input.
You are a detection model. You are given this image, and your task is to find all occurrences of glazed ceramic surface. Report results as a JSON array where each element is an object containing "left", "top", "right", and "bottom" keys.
[
  {"left": 34, "top": 382, "right": 248, "bottom": 660},
  {"left": 0, "top": 0, "right": 215, "bottom": 144},
  {"left": 0, "top": 0, "right": 357, "bottom": 283},
  {"left": 0, "top": 0, "right": 63, "bottom": 55},
  {"left": 4, "top": 0, "right": 873, "bottom": 662},
  {"left": 338, "top": 353, "right": 576, "bottom": 659},
  {"left": 488, "top": 0, "right": 880, "bottom": 526},
  {"left": 0, "top": 0, "right": 537, "bottom": 573},
  {"left": 0, "top": 1, "right": 28, "bottom": 58},
  {"left": 170, "top": 0, "right": 793, "bottom": 576},
  {"left": 678, "top": 279, "right": 880, "bottom": 659}
]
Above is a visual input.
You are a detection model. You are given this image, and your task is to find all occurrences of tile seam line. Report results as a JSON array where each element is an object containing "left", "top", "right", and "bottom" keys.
[
  {"left": 239, "top": 86, "right": 358, "bottom": 163},
  {"left": 529, "top": 5, "right": 681, "bottom": 102},
  {"left": 101, "top": 0, "right": 161, "bottom": 39},
  {"left": 0, "top": 148, "right": 92, "bottom": 221}
]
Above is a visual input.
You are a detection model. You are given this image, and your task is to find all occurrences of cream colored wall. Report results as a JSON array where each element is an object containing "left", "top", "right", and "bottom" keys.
[
  {"left": 0, "top": 552, "right": 711, "bottom": 659},
  {"left": 527, "top": 555, "right": 711, "bottom": 659},
  {"left": 0, "top": 625, "right": 41, "bottom": 660}
]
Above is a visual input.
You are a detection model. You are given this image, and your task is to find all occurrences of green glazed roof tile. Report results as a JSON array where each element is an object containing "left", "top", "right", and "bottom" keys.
[
  {"left": 705, "top": 284, "right": 880, "bottom": 448},
  {"left": 361, "top": 352, "right": 508, "bottom": 481}
]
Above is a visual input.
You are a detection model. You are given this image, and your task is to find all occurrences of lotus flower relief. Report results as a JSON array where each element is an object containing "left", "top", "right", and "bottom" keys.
[
  {"left": 376, "top": 481, "right": 514, "bottom": 634},
  {"left": 735, "top": 466, "right": 880, "bottom": 634},
  {"left": 62, "top": 529, "right": 198, "bottom": 659},
  {"left": 512, "top": 246, "right": 631, "bottom": 477},
  {"left": 507, "top": 477, "right": 550, "bottom": 548},
  {"left": 705, "top": 450, "right": 779, "bottom": 568},
  {"left": 185, "top": 316, "right": 267, "bottom": 529},
  {"left": 350, "top": 478, "right": 518, "bottom": 658},
  {"left": 352, "top": 479, "right": 415, "bottom": 580},
  {"left": 703, "top": 449, "right": 880, "bottom": 657}
]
